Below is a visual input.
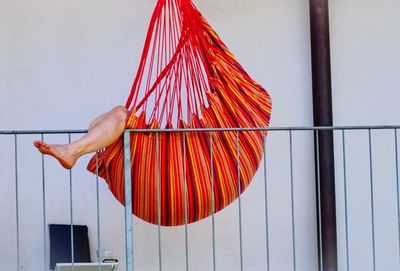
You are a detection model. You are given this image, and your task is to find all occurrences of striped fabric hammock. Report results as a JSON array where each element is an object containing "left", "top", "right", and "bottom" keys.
[{"left": 87, "top": 0, "right": 272, "bottom": 226}]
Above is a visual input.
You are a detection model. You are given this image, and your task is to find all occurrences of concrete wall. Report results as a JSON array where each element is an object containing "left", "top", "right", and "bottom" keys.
[{"left": 0, "top": 0, "right": 399, "bottom": 270}]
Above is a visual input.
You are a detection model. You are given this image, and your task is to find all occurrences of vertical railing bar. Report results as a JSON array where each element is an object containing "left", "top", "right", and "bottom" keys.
[
  {"left": 123, "top": 131, "right": 134, "bottom": 271},
  {"left": 183, "top": 133, "right": 189, "bottom": 271},
  {"left": 368, "top": 129, "right": 376, "bottom": 271},
  {"left": 395, "top": 128, "right": 400, "bottom": 268},
  {"left": 210, "top": 132, "right": 216, "bottom": 271},
  {"left": 156, "top": 132, "right": 162, "bottom": 271},
  {"left": 315, "top": 131, "right": 323, "bottom": 270},
  {"left": 41, "top": 134, "right": 47, "bottom": 271},
  {"left": 68, "top": 133, "right": 75, "bottom": 271},
  {"left": 95, "top": 152, "right": 101, "bottom": 271},
  {"left": 14, "top": 134, "right": 20, "bottom": 271},
  {"left": 342, "top": 130, "right": 350, "bottom": 271},
  {"left": 289, "top": 130, "right": 297, "bottom": 271},
  {"left": 263, "top": 132, "right": 270, "bottom": 271},
  {"left": 236, "top": 131, "right": 244, "bottom": 271}
]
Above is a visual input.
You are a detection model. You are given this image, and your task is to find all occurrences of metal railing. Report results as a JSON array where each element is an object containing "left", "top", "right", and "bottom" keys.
[
  {"left": 0, "top": 125, "right": 399, "bottom": 271},
  {"left": 0, "top": 130, "right": 105, "bottom": 271}
]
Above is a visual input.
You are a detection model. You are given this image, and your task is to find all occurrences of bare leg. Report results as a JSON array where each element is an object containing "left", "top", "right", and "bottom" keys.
[{"left": 33, "top": 106, "right": 128, "bottom": 169}]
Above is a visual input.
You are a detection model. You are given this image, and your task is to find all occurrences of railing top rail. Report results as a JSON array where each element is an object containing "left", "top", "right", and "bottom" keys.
[
  {"left": 125, "top": 125, "right": 400, "bottom": 133},
  {"left": 0, "top": 125, "right": 399, "bottom": 135},
  {"left": 0, "top": 130, "right": 89, "bottom": 135}
]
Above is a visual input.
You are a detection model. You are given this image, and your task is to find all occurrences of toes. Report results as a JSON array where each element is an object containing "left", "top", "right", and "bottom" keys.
[
  {"left": 33, "top": 141, "right": 52, "bottom": 156},
  {"left": 33, "top": 140, "right": 44, "bottom": 148}
]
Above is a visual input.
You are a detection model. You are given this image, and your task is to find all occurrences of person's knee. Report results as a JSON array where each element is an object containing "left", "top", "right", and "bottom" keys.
[{"left": 112, "top": 105, "right": 129, "bottom": 117}]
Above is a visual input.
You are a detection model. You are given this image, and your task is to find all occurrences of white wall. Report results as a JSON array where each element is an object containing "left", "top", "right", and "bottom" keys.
[
  {"left": 330, "top": 0, "right": 400, "bottom": 126},
  {"left": 0, "top": 0, "right": 399, "bottom": 271}
]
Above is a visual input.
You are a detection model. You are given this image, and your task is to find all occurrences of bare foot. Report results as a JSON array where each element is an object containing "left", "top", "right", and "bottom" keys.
[{"left": 33, "top": 140, "right": 77, "bottom": 169}]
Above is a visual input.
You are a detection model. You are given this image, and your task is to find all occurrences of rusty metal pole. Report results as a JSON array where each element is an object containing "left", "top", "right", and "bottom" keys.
[{"left": 309, "top": 1, "right": 338, "bottom": 271}]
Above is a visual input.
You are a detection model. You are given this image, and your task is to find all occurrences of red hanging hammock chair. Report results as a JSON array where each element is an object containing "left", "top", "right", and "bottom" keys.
[{"left": 87, "top": 0, "right": 272, "bottom": 226}]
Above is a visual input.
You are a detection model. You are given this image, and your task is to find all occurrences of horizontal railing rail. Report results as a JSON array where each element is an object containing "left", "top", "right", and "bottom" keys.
[{"left": 1, "top": 125, "right": 400, "bottom": 135}]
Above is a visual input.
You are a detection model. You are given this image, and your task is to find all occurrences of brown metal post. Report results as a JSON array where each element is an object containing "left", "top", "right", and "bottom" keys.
[{"left": 309, "top": 1, "right": 338, "bottom": 271}]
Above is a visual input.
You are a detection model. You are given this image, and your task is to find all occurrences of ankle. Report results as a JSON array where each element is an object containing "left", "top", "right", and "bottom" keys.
[{"left": 64, "top": 143, "right": 81, "bottom": 160}]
